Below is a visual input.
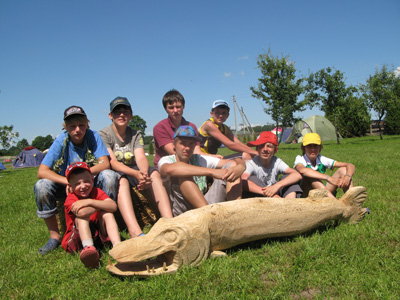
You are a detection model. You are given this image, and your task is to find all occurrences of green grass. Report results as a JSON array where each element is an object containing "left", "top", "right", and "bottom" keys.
[{"left": 1, "top": 135, "right": 400, "bottom": 299}]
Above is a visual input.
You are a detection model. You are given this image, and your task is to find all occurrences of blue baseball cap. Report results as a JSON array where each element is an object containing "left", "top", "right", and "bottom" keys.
[{"left": 174, "top": 125, "right": 201, "bottom": 141}]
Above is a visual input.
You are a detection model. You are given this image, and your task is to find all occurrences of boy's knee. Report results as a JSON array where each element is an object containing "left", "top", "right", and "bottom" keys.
[
  {"left": 95, "top": 170, "right": 119, "bottom": 202},
  {"left": 34, "top": 179, "right": 59, "bottom": 217}
]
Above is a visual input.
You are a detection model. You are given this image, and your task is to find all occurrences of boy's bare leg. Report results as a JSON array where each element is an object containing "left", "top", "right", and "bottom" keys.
[
  {"left": 100, "top": 211, "right": 121, "bottom": 246},
  {"left": 179, "top": 177, "right": 208, "bottom": 208},
  {"left": 117, "top": 177, "right": 143, "bottom": 238},
  {"left": 328, "top": 166, "right": 353, "bottom": 192},
  {"left": 302, "top": 178, "right": 337, "bottom": 199},
  {"left": 150, "top": 171, "right": 173, "bottom": 218},
  {"left": 226, "top": 178, "right": 242, "bottom": 200},
  {"left": 44, "top": 216, "right": 61, "bottom": 241},
  {"left": 75, "top": 217, "right": 92, "bottom": 241},
  {"left": 285, "top": 192, "right": 297, "bottom": 198}
]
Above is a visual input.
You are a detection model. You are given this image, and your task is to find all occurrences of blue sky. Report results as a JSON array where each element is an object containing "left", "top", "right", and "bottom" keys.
[{"left": 1, "top": 0, "right": 399, "bottom": 144}]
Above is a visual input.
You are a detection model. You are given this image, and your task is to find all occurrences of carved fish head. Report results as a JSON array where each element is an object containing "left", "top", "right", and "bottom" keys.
[{"left": 107, "top": 215, "right": 211, "bottom": 277}]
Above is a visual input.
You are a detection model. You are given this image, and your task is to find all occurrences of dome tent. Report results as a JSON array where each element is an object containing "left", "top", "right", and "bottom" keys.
[
  {"left": 12, "top": 147, "right": 45, "bottom": 168},
  {"left": 285, "top": 115, "right": 340, "bottom": 144}
]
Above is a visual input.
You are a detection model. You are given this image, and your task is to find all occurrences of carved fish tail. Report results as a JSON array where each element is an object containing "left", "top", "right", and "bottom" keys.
[{"left": 340, "top": 186, "right": 368, "bottom": 224}]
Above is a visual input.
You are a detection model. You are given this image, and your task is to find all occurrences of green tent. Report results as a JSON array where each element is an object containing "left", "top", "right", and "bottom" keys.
[{"left": 285, "top": 115, "right": 339, "bottom": 144}]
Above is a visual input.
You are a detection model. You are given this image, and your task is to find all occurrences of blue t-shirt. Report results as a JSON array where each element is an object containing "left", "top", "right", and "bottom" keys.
[{"left": 42, "top": 129, "right": 109, "bottom": 176}]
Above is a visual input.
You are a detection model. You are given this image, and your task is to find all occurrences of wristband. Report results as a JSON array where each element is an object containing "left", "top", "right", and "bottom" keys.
[{"left": 345, "top": 174, "right": 352, "bottom": 179}]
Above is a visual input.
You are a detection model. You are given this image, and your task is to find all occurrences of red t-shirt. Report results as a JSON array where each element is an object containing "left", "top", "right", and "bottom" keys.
[
  {"left": 61, "top": 187, "right": 110, "bottom": 250},
  {"left": 153, "top": 117, "right": 199, "bottom": 167}
]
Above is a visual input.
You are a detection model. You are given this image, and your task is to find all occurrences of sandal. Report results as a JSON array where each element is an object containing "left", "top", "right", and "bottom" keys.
[
  {"left": 38, "top": 238, "right": 61, "bottom": 255},
  {"left": 80, "top": 246, "right": 99, "bottom": 269}
]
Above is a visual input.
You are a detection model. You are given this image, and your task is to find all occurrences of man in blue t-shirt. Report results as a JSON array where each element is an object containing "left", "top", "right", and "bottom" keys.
[{"left": 34, "top": 106, "right": 118, "bottom": 255}]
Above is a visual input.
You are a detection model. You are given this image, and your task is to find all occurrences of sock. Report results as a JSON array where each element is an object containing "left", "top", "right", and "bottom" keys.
[{"left": 82, "top": 238, "right": 94, "bottom": 248}]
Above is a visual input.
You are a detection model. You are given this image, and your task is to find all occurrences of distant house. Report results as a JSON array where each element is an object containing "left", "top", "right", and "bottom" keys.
[{"left": 368, "top": 120, "right": 386, "bottom": 136}]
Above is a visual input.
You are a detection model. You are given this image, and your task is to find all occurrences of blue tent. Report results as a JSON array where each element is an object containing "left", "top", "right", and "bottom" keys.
[
  {"left": 13, "top": 147, "right": 45, "bottom": 168},
  {"left": 0, "top": 161, "right": 5, "bottom": 170}
]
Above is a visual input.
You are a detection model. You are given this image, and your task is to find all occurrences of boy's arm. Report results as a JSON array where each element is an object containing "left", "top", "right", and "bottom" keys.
[
  {"left": 160, "top": 161, "right": 227, "bottom": 180},
  {"left": 295, "top": 164, "right": 341, "bottom": 186},
  {"left": 161, "top": 142, "right": 176, "bottom": 155},
  {"left": 37, "top": 164, "right": 69, "bottom": 186},
  {"left": 334, "top": 161, "right": 355, "bottom": 188},
  {"left": 263, "top": 168, "right": 302, "bottom": 197},
  {"left": 71, "top": 198, "right": 117, "bottom": 218},
  {"left": 134, "top": 147, "right": 152, "bottom": 189},
  {"left": 241, "top": 172, "right": 265, "bottom": 195},
  {"left": 203, "top": 121, "right": 258, "bottom": 156},
  {"left": 89, "top": 155, "right": 110, "bottom": 175},
  {"left": 216, "top": 158, "right": 246, "bottom": 182}
]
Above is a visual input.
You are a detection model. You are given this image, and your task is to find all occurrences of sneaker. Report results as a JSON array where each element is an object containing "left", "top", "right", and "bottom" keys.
[
  {"left": 38, "top": 238, "right": 61, "bottom": 255},
  {"left": 80, "top": 246, "right": 99, "bottom": 269}
]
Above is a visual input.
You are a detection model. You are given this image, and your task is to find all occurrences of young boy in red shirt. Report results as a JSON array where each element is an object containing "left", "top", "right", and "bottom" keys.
[{"left": 62, "top": 162, "right": 121, "bottom": 268}]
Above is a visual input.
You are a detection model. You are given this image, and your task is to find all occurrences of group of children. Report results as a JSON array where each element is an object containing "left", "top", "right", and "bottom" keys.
[{"left": 34, "top": 89, "right": 355, "bottom": 269}]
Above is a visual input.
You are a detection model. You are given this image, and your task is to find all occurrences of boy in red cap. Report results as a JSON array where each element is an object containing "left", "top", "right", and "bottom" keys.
[
  {"left": 294, "top": 133, "right": 355, "bottom": 198},
  {"left": 62, "top": 162, "right": 121, "bottom": 268},
  {"left": 241, "top": 131, "right": 302, "bottom": 198}
]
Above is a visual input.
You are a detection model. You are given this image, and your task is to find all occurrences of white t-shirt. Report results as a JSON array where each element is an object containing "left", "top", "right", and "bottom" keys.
[
  {"left": 244, "top": 156, "right": 289, "bottom": 186},
  {"left": 294, "top": 154, "right": 336, "bottom": 173},
  {"left": 158, "top": 153, "right": 220, "bottom": 182}
]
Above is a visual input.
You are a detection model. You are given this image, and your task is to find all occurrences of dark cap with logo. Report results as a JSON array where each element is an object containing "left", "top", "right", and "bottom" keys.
[{"left": 63, "top": 106, "right": 87, "bottom": 120}]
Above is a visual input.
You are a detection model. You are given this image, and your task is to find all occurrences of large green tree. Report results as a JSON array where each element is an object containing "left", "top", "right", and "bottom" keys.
[
  {"left": 0, "top": 125, "right": 19, "bottom": 149},
  {"left": 305, "top": 67, "right": 355, "bottom": 144},
  {"left": 361, "top": 65, "right": 400, "bottom": 139},
  {"left": 16, "top": 138, "right": 30, "bottom": 151},
  {"left": 128, "top": 115, "right": 147, "bottom": 137},
  {"left": 32, "top": 135, "right": 54, "bottom": 151},
  {"left": 250, "top": 49, "right": 305, "bottom": 143},
  {"left": 325, "top": 94, "right": 370, "bottom": 138}
]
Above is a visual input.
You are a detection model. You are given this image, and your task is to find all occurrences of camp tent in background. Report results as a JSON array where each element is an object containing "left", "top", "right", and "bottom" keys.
[
  {"left": 271, "top": 127, "right": 293, "bottom": 144},
  {"left": 0, "top": 161, "right": 5, "bottom": 170},
  {"left": 285, "top": 115, "right": 340, "bottom": 144},
  {"left": 12, "top": 147, "right": 45, "bottom": 168}
]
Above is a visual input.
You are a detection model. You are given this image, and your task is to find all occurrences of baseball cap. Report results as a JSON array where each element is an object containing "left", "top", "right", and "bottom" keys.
[
  {"left": 212, "top": 100, "right": 230, "bottom": 110},
  {"left": 110, "top": 97, "right": 132, "bottom": 112},
  {"left": 65, "top": 162, "right": 92, "bottom": 181},
  {"left": 173, "top": 125, "right": 201, "bottom": 141},
  {"left": 247, "top": 131, "right": 278, "bottom": 147},
  {"left": 302, "top": 133, "right": 322, "bottom": 146},
  {"left": 63, "top": 106, "right": 87, "bottom": 120}
]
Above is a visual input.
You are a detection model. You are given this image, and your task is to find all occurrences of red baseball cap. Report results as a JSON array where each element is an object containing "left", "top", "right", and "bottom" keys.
[
  {"left": 247, "top": 131, "right": 278, "bottom": 147},
  {"left": 65, "top": 162, "right": 92, "bottom": 181}
]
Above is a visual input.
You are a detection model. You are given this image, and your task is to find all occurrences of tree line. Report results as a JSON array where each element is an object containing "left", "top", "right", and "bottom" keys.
[
  {"left": 2, "top": 55, "right": 399, "bottom": 153},
  {"left": 251, "top": 49, "right": 400, "bottom": 143},
  {"left": 0, "top": 116, "right": 152, "bottom": 156}
]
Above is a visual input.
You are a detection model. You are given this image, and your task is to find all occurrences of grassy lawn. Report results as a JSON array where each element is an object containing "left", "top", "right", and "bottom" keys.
[{"left": 1, "top": 135, "right": 399, "bottom": 299}]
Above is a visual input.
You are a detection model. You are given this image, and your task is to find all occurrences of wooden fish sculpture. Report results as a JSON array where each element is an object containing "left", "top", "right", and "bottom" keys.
[{"left": 107, "top": 186, "right": 368, "bottom": 277}]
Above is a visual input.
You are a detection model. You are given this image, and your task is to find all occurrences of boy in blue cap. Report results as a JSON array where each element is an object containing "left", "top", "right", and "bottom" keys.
[{"left": 158, "top": 125, "right": 245, "bottom": 216}]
